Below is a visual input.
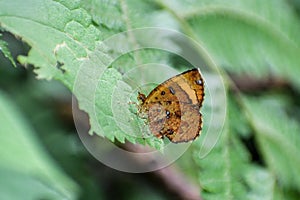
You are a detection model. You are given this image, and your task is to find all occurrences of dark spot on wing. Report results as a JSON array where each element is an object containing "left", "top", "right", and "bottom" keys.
[
  {"left": 169, "top": 87, "right": 175, "bottom": 95},
  {"left": 166, "top": 129, "right": 174, "bottom": 135},
  {"left": 161, "top": 91, "right": 165, "bottom": 95},
  {"left": 175, "top": 111, "right": 181, "bottom": 118},
  {"left": 166, "top": 110, "right": 170, "bottom": 119}
]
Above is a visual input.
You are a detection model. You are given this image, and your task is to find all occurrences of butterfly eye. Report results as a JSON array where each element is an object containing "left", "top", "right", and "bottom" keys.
[
  {"left": 137, "top": 92, "right": 146, "bottom": 102},
  {"left": 195, "top": 79, "right": 203, "bottom": 85}
]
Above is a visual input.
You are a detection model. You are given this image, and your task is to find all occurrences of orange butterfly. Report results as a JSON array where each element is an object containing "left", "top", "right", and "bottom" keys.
[{"left": 138, "top": 68, "right": 204, "bottom": 143}]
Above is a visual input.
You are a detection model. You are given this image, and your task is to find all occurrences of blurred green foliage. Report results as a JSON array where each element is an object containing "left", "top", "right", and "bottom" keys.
[{"left": 1, "top": 0, "right": 300, "bottom": 199}]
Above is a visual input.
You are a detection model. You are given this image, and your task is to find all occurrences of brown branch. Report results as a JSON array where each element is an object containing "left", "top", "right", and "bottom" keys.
[
  {"left": 124, "top": 143, "right": 202, "bottom": 200},
  {"left": 152, "top": 163, "right": 202, "bottom": 200},
  {"left": 152, "top": 166, "right": 201, "bottom": 200},
  {"left": 230, "top": 73, "right": 289, "bottom": 93}
]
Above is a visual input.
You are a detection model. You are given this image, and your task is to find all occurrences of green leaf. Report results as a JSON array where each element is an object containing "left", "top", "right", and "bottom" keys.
[
  {"left": 0, "top": 0, "right": 102, "bottom": 80},
  {"left": 83, "top": 0, "right": 125, "bottom": 31},
  {"left": 244, "top": 166, "right": 275, "bottom": 200},
  {"left": 0, "top": 0, "right": 184, "bottom": 148},
  {"left": 194, "top": 96, "right": 276, "bottom": 200},
  {"left": 0, "top": 169, "right": 68, "bottom": 200},
  {"left": 0, "top": 90, "right": 78, "bottom": 199},
  {"left": 156, "top": 0, "right": 300, "bottom": 88},
  {"left": 0, "top": 35, "right": 16, "bottom": 67},
  {"left": 244, "top": 96, "right": 300, "bottom": 191}
]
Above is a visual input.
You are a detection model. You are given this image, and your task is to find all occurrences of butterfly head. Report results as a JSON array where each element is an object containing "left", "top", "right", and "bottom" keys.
[{"left": 137, "top": 92, "right": 147, "bottom": 104}]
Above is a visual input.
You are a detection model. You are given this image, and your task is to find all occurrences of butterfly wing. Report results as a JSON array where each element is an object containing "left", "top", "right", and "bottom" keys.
[
  {"left": 165, "top": 103, "right": 202, "bottom": 143},
  {"left": 141, "top": 68, "right": 204, "bottom": 143},
  {"left": 147, "top": 100, "right": 181, "bottom": 139}
]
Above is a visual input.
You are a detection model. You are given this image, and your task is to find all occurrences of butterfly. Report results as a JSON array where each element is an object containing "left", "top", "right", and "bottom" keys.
[{"left": 137, "top": 68, "right": 204, "bottom": 143}]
